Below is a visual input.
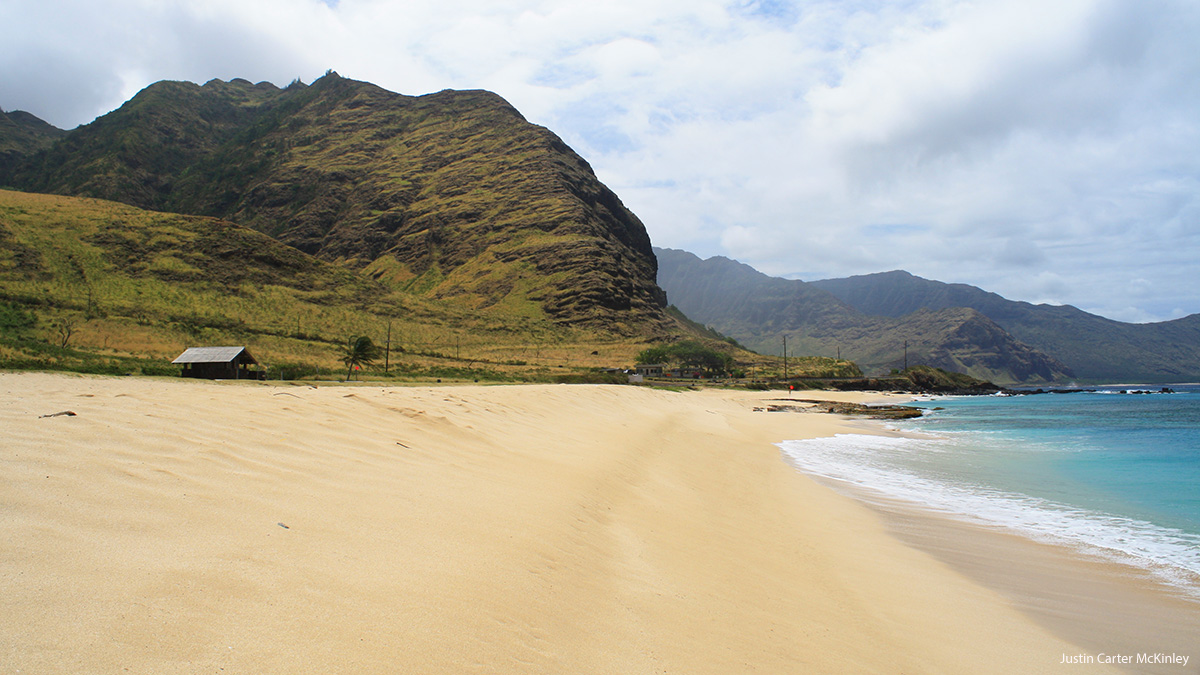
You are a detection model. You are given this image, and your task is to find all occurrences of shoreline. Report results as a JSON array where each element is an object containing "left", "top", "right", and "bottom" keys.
[
  {"left": 797, "top": 470, "right": 1200, "bottom": 674},
  {"left": 880, "top": 496, "right": 1200, "bottom": 672},
  {"left": 777, "top": 413, "right": 1200, "bottom": 673},
  {"left": 2, "top": 373, "right": 1127, "bottom": 672}
]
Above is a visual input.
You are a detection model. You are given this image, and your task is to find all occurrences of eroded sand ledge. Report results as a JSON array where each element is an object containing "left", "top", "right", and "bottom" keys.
[{"left": 1, "top": 373, "right": 1114, "bottom": 673}]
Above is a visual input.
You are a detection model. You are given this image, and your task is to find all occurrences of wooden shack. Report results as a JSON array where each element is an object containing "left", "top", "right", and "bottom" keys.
[{"left": 172, "top": 346, "right": 264, "bottom": 380}]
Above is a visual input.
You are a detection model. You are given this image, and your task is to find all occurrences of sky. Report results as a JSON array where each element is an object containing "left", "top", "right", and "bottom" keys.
[{"left": 2, "top": 0, "right": 1198, "bottom": 323}]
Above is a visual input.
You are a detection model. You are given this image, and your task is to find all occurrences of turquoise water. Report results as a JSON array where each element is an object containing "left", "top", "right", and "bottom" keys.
[{"left": 779, "top": 384, "right": 1200, "bottom": 592}]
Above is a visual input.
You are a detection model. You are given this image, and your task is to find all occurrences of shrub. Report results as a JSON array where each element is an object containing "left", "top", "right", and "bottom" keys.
[
  {"left": 0, "top": 302, "right": 36, "bottom": 333},
  {"left": 636, "top": 340, "right": 733, "bottom": 375}
]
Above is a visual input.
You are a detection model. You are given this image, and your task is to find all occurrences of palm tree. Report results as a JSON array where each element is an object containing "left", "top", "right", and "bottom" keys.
[{"left": 342, "top": 335, "right": 382, "bottom": 381}]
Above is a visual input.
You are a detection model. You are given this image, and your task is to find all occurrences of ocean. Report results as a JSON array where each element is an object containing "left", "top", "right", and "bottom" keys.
[{"left": 779, "top": 384, "right": 1200, "bottom": 595}]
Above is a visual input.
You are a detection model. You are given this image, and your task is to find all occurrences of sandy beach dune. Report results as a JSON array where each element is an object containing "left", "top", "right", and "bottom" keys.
[{"left": 1, "top": 373, "right": 1110, "bottom": 673}]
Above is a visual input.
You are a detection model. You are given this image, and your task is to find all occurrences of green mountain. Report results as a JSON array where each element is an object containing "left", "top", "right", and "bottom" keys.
[
  {"left": 654, "top": 248, "right": 1074, "bottom": 385},
  {"left": 812, "top": 271, "right": 1200, "bottom": 383},
  {"left": 0, "top": 109, "right": 67, "bottom": 179},
  {"left": 4, "top": 74, "right": 667, "bottom": 332},
  {"left": 0, "top": 188, "right": 686, "bottom": 379}
]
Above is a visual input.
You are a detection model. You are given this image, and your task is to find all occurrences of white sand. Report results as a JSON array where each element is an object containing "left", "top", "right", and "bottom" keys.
[{"left": 0, "top": 373, "right": 1114, "bottom": 673}]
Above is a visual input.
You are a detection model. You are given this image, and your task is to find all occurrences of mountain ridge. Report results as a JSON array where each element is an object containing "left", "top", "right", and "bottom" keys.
[
  {"left": 654, "top": 247, "right": 1073, "bottom": 384},
  {"left": 4, "top": 74, "right": 668, "bottom": 333},
  {"left": 0, "top": 108, "right": 68, "bottom": 180},
  {"left": 811, "top": 270, "right": 1200, "bottom": 382},
  {"left": 11, "top": 73, "right": 1192, "bottom": 384},
  {"left": 0, "top": 188, "right": 699, "bottom": 379}
]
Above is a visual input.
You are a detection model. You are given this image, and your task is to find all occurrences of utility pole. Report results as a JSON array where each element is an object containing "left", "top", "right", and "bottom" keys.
[
  {"left": 783, "top": 335, "right": 788, "bottom": 382},
  {"left": 385, "top": 321, "right": 392, "bottom": 373}
]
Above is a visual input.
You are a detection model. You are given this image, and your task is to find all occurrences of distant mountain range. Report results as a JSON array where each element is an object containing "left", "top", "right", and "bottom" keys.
[
  {"left": 811, "top": 270, "right": 1200, "bottom": 383},
  {"left": 2, "top": 73, "right": 668, "bottom": 333},
  {"left": 656, "top": 248, "right": 1200, "bottom": 384}
]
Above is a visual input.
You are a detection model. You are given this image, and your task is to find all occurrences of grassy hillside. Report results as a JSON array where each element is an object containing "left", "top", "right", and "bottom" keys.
[
  {"left": 0, "top": 189, "right": 680, "bottom": 380},
  {"left": 7, "top": 75, "right": 668, "bottom": 331},
  {"left": 8, "top": 78, "right": 290, "bottom": 211}
]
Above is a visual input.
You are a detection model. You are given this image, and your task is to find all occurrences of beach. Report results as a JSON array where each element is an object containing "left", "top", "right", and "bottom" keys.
[{"left": 0, "top": 373, "right": 1137, "bottom": 673}]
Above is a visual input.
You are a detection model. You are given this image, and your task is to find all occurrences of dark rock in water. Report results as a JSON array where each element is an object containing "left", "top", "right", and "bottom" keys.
[{"left": 764, "top": 398, "right": 924, "bottom": 420}]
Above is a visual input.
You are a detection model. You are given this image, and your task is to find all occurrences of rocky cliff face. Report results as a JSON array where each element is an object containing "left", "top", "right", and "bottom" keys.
[{"left": 7, "top": 75, "right": 667, "bottom": 332}]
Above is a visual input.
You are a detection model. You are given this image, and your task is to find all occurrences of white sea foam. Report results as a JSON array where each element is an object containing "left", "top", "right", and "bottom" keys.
[{"left": 779, "top": 433, "right": 1200, "bottom": 593}]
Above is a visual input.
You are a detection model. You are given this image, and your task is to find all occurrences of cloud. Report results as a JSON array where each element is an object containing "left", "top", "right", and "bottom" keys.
[
  {"left": 1, "top": 0, "right": 1197, "bottom": 321},
  {"left": 590, "top": 0, "right": 1200, "bottom": 322}
]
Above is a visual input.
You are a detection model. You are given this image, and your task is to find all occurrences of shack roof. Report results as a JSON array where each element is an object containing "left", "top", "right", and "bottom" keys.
[{"left": 172, "top": 346, "right": 258, "bottom": 365}]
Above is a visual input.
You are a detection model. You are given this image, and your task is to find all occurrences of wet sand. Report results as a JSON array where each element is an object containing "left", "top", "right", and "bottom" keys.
[
  {"left": 787, "top": 444, "right": 1200, "bottom": 675},
  {"left": 849, "top": 486, "right": 1200, "bottom": 674}
]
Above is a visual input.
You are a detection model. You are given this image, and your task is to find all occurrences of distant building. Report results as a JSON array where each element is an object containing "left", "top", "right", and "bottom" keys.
[
  {"left": 172, "top": 346, "right": 264, "bottom": 380},
  {"left": 635, "top": 363, "right": 665, "bottom": 377}
]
